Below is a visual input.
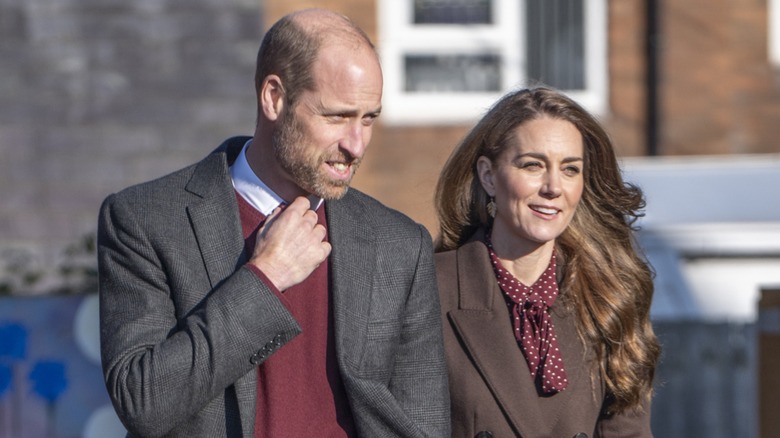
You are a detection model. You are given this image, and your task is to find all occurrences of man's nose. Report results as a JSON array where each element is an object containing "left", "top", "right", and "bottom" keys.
[{"left": 340, "top": 121, "right": 370, "bottom": 159}]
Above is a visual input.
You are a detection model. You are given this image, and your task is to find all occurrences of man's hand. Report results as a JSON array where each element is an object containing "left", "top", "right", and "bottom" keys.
[{"left": 248, "top": 196, "right": 331, "bottom": 291}]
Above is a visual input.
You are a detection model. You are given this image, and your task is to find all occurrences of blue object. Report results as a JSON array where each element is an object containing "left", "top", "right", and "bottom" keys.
[
  {"left": 29, "top": 360, "right": 68, "bottom": 404},
  {"left": 0, "top": 322, "right": 28, "bottom": 360}
]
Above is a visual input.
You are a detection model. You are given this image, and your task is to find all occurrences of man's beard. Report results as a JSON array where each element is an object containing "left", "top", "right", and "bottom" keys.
[{"left": 272, "top": 111, "right": 361, "bottom": 200}]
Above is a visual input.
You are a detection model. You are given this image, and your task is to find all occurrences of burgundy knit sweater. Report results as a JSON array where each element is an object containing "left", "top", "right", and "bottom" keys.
[{"left": 236, "top": 193, "right": 355, "bottom": 437}]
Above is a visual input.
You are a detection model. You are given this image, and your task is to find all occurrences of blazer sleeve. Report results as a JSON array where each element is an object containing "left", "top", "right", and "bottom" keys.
[
  {"left": 98, "top": 193, "right": 301, "bottom": 437},
  {"left": 388, "top": 224, "right": 451, "bottom": 437}
]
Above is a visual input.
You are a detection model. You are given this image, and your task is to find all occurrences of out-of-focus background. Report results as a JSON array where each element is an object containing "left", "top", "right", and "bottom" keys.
[{"left": 1, "top": 0, "right": 779, "bottom": 436}]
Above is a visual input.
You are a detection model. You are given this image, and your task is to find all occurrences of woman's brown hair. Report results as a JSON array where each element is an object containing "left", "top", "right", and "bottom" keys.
[{"left": 435, "top": 87, "right": 660, "bottom": 413}]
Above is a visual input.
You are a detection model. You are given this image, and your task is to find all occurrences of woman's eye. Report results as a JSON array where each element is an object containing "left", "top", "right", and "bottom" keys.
[
  {"left": 521, "top": 161, "right": 543, "bottom": 169},
  {"left": 563, "top": 166, "right": 581, "bottom": 176}
]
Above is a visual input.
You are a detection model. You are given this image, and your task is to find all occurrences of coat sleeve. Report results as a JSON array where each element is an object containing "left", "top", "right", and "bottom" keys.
[
  {"left": 98, "top": 193, "right": 301, "bottom": 437},
  {"left": 596, "top": 397, "right": 654, "bottom": 438}
]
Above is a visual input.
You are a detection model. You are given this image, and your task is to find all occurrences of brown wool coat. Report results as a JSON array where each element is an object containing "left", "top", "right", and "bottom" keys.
[{"left": 435, "top": 230, "right": 652, "bottom": 438}]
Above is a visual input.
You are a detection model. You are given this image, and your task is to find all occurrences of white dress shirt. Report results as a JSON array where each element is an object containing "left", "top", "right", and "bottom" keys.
[{"left": 230, "top": 139, "right": 323, "bottom": 214}]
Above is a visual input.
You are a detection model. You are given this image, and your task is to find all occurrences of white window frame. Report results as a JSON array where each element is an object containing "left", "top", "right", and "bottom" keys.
[
  {"left": 377, "top": 0, "right": 608, "bottom": 125},
  {"left": 771, "top": 0, "right": 780, "bottom": 65}
]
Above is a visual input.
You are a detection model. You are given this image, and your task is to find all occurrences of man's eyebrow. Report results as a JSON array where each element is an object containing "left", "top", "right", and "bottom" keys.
[{"left": 321, "top": 106, "right": 382, "bottom": 117}]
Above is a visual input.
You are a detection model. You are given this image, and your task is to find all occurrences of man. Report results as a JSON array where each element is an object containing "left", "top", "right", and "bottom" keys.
[{"left": 98, "top": 9, "right": 449, "bottom": 437}]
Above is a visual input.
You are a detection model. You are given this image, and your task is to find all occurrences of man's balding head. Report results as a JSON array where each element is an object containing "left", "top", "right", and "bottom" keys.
[{"left": 254, "top": 8, "right": 377, "bottom": 110}]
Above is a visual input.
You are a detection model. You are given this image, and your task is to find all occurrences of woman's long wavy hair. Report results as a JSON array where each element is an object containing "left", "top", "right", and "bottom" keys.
[{"left": 435, "top": 87, "right": 660, "bottom": 413}]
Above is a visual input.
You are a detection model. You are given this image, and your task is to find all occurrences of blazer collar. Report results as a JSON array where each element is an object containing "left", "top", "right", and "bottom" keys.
[
  {"left": 324, "top": 191, "right": 377, "bottom": 369},
  {"left": 184, "top": 137, "right": 250, "bottom": 288},
  {"left": 184, "top": 136, "right": 258, "bottom": 436},
  {"left": 447, "top": 231, "right": 584, "bottom": 437}
]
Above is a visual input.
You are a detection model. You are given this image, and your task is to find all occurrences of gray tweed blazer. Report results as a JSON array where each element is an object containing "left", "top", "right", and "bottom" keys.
[{"left": 98, "top": 136, "right": 450, "bottom": 437}]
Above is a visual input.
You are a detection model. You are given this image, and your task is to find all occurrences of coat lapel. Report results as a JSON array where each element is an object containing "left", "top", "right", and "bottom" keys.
[
  {"left": 448, "top": 235, "right": 586, "bottom": 437},
  {"left": 447, "top": 239, "right": 548, "bottom": 437},
  {"left": 185, "top": 139, "right": 248, "bottom": 288},
  {"left": 324, "top": 191, "right": 376, "bottom": 370},
  {"left": 184, "top": 137, "right": 258, "bottom": 437}
]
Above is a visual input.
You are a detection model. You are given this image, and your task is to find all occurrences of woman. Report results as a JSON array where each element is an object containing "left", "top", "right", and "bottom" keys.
[{"left": 435, "top": 87, "right": 660, "bottom": 438}]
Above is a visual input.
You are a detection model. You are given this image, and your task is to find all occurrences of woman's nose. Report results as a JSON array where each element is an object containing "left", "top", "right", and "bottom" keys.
[{"left": 541, "top": 171, "right": 562, "bottom": 198}]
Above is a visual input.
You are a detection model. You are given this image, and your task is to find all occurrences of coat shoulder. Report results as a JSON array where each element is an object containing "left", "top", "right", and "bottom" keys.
[
  {"left": 103, "top": 138, "right": 240, "bottom": 211},
  {"left": 108, "top": 162, "right": 200, "bottom": 207}
]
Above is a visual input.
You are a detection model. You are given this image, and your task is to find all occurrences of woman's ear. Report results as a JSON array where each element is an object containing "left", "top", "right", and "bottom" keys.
[
  {"left": 259, "top": 75, "right": 285, "bottom": 121},
  {"left": 476, "top": 156, "right": 496, "bottom": 197}
]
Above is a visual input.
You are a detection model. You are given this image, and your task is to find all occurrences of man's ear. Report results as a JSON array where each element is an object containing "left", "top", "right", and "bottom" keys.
[
  {"left": 260, "top": 75, "right": 285, "bottom": 121},
  {"left": 476, "top": 156, "right": 496, "bottom": 197}
]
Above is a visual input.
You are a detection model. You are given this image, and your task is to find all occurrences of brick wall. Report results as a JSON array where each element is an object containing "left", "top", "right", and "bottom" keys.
[
  {"left": 660, "top": 0, "right": 780, "bottom": 155},
  {"left": 0, "top": 0, "right": 263, "bottom": 293},
  {"left": 264, "top": 0, "right": 377, "bottom": 42},
  {"left": 606, "top": 0, "right": 649, "bottom": 157},
  {"left": 261, "top": 0, "right": 780, "bottom": 231},
  {"left": 3, "top": 0, "right": 779, "bottom": 293}
]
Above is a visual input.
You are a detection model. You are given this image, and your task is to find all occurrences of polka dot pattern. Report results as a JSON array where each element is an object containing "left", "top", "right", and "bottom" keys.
[{"left": 485, "top": 233, "right": 568, "bottom": 394}]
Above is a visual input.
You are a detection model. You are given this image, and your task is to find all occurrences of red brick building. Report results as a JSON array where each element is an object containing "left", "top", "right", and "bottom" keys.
[
  {"left": 1, "top": 0, "right": 778, "bottom": 294},
  {"left": 263, "top": 0, "right": 780, "bottom": 233}
]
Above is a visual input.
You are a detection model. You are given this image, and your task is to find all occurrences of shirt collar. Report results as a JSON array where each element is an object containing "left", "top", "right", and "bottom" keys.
[{"left": 230, "top": 139, "right": 323, "bottom": 215}]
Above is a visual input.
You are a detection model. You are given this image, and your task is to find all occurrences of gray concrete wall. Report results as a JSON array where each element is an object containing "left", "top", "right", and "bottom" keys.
[
  {"left": 0, "top": 0, "right": 263, "bottom": 294},
  {"left": 652, "top": 321, "right": 757, "bottom": 438}
]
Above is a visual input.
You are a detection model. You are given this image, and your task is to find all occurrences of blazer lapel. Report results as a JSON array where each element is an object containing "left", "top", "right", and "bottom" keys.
[
  {"left": 541, "top": 302, "right": 590, "bottom": 431},
  {"left": 449, "top": 237, "right": 590, "bottom": 436},
  {"left": 184, "top": 137, "right": 258, "bottom": 437},
  {"left": 452, "top": 305, "right": 588, "bottom": 437},
  {"left": 324, "top": 192, "right": 376, "bottom": 370},
  {"left": 446, "top": 239, "right": 548, "bottom": 437},
  {"left": 185, "top": 145, "right": 247, "bottom": 288}
]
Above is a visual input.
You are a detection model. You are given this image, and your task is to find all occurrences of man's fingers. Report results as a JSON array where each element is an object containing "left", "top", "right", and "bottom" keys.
[
  {"left": 260, "top": 197, "right": 313, "bottom": 233},
  {"left": 320, "top": 241, "right": 332, "bottom": 258},
  {"left": 302, "top": 209, "right": 319, "bottom": 226},
  {"left": 285, "top": 196, "right": 310, "bottom": 213},
  {"left": 312, "top": 223, "right": 327, "bottom": 242},
  {"left": 247, "top": 196, "right": 332, "bottom": 291}
]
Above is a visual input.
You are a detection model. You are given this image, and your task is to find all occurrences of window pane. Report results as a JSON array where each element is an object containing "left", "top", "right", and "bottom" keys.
[
  {"left": 413, "top": 0, "right": 493, "bottom": 24},
  {"left": 526, "top": 0, "right": 585, "bottom": 90},
  {"left": 405, "top": 54, "right": 502, "bottom": 92}
]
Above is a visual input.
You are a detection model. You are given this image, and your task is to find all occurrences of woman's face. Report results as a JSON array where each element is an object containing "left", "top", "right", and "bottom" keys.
[{"left": 477, "top": 116, "right": 585, "bottom": 253}]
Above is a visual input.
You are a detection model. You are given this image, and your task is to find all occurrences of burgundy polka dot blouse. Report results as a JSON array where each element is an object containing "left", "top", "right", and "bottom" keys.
[{"left": 485, "top": 232, "right": 569, "bottom": 394}]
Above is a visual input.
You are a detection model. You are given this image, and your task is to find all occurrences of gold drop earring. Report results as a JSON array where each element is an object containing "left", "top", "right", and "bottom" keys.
[{"left": 487, "top": 197, "right": 496, "bottom": 218}]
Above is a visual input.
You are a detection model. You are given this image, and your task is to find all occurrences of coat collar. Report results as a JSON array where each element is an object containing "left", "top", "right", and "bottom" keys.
[
  {"left": 184, "top": 137, "right": 249, "bottom": 288},
  {"left": 324, "top": 190, "right": 377, "bottom": 369},
  {"left": 447, "top": 230, "right": 586, "bottom": 437},
  {"left": 183, "top": 136, "right": 258, "bottom": 437}
]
